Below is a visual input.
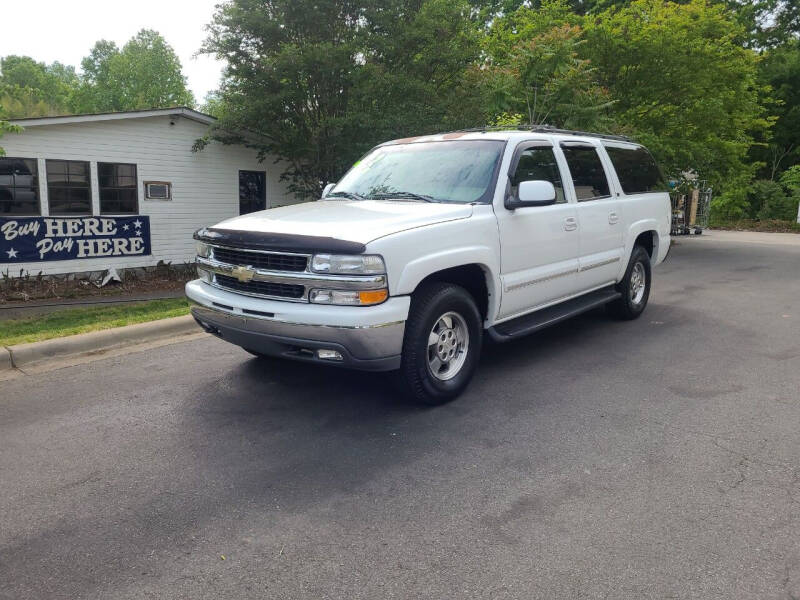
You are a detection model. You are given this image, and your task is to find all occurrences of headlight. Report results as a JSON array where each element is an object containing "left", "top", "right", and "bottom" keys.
[
  {"left": 311, "top": 254, "right": 385, "bottom": 275},
  {"left": 309, "top": 288, "right": 389, "bottom": 306},
  {"left": 196, "top": 241, "right": 211, "bottom": 259}
]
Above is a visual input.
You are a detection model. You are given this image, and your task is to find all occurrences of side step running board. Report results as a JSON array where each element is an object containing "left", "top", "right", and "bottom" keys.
[{"left": 488, "top": 286, "right": 621, "bottom": 343}]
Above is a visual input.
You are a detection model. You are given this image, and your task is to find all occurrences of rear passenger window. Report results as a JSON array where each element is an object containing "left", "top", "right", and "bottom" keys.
[
  {"left": 605, "top": 146, "right": 666, "bottom": 194},
  {"left": 510, "top": 146, "right": 565, "bottom": 203},
  {"left": 561, "top": 145, "right": 610, "bottom": 201}
]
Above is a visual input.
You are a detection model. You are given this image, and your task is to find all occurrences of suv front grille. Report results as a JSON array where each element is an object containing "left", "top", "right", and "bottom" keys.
[
  {"left": 215, "top": 274, "right": 305, "bottom": 299},
  {"left": 212, "top": 247, "right": 307, "bottom": 272}
]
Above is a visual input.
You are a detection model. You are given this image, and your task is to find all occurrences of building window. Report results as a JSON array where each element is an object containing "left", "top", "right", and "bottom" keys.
[
  {"left": 239, "top": 170, "right": 266, "bottom": 215},
  {"left": 0, "top": 157, "right": 40, "bottom": 215},
  {"left": 98, "top": 162, "right": 138, "bottom": 214},
  {"left": 46, "top": 160, "right": 91, "bottom": 215}
]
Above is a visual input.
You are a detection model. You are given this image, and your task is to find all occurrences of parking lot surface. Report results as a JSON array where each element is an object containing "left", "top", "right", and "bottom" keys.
[{"left": 1, "top": 231, "right": 799, "bottom": 599}]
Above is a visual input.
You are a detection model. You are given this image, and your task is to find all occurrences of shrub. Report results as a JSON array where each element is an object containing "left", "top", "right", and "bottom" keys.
[{"left": 746, "top": 179, "right": 786, "bottom": 220}]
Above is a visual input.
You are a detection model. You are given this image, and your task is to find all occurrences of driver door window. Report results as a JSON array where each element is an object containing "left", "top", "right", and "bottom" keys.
[{"left": 510, "top": 147, "right": 565, "bottom": 203}]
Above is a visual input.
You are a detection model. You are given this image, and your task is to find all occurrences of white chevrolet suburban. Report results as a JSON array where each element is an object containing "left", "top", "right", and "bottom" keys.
[{"left": 187, "top": 128, "right": 671, "bottom": 404}]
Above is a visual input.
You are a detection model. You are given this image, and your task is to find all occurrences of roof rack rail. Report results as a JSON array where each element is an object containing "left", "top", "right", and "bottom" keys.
[{"left": 454, "top": 124, "right": 634, "bottom": 143}]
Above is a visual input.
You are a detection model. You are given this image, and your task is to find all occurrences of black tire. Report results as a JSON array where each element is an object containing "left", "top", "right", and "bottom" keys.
[
  {"left": 606, "top": 245, "right": 651, "bottom": 320},
  {"left": 394, "top": 282, "right": 483, "bottom": 405}
]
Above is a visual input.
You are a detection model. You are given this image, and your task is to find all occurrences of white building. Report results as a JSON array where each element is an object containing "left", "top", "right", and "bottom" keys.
[{"left": 0, "top": 107, "right": 297, "bottom": 277}]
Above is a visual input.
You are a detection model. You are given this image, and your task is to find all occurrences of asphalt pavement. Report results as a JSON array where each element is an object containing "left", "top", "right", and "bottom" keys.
[{"left": 1, "top": 230, "right": 799, "bottom": 599}]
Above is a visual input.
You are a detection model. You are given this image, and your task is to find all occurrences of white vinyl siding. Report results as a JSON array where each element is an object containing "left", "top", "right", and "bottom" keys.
[{"left": 0, "top": 115, "right": 297, "bottom": 276}]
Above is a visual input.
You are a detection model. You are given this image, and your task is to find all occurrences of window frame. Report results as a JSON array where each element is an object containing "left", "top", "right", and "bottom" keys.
[
  {"left": 507, "top": 141, "right": 568, "bottom": 205},
  {"left": 98, "top": 162, "right": 139, "bottom": 215},
  {"left": 0, "top": 156, "right": 41, "bottom": 216},
  {"left": 45, "top": 159, "right": 92, "bottom": 216},
  {"left": 559, "top": 142, "right": 613, "bottom": 203}
]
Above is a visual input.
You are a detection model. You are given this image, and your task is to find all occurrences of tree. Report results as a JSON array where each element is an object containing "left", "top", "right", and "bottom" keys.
[
  {"left": 202, "top": 0, "right": 482, "bottom": 199},
  {"left": 583, "top": 0, "right": 770, "bottom": 188},
  {"left": 754, "top": 40, "right": 800, "bottom": 179},
  {"left": 0, "top": 55, "right": 78, "bottom": 117},
  {"left": 72, "top": 30, "right": 194, "bottom": 113},
  {"left": 479, "top": 1, "right": 613, "bottom": 130},
  {"left": 0, "top": 113, "right": 21, "bottom": 157}
]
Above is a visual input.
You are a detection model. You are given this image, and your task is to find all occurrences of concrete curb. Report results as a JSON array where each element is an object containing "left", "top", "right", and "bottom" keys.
[
  {"left": 6, "top": 314, "right": 201, "bottom": 374},
  {"left": 1, "top": 346, "right": 12, "bottom": 373}
]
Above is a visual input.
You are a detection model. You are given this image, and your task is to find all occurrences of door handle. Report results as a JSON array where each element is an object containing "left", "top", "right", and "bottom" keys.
[
  {"left": 564, "top": 217, "right": 578, "bottom": 231},
  {"left": 609, "top": 212, "right": 619, "bottom": 225}
]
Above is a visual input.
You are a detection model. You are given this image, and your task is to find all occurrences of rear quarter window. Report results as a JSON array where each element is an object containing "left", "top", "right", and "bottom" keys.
[{"left": 605, "top": 146, "right": 667, "bottom": 194}]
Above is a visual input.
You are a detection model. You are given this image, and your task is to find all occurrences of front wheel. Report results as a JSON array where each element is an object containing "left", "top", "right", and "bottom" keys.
[
  {"left": 607, "top": 245, "right": 651, "bottom": 320},
  {"left": 395, "top": 282, "right": 483, "bottom": 405}
]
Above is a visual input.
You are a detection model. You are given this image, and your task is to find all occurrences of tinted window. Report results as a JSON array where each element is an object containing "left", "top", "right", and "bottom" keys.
[
  {"left": 561, "top": 145, "right": 610, "bottom": 201},
  {"left": 605, "top": 146, "right": 666, "bottom": 194},
  {"left": 47, "top": 160, "right": 91, "bottom": 215},
  {"left": 99, "top": 162, "right": 138, "bottom": 214},
  {"left": 510, "top": 146, "right": 565, "bottom": 203},
  {"left": 0, "top": 158, "right": 40, "bottom": 215},
  {"left": 239, "top": 170, "right": 266, "bottom": 214}
]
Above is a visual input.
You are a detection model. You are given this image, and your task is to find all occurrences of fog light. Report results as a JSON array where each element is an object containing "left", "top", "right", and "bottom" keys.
[{"left": 317, "top": 349, "right": 343, "bottom": 361}]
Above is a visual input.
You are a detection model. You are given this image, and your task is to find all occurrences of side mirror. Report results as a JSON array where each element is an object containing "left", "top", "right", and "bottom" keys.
[
  {"left": 321, "top": 183, "right": 336, "bottom": 199},
  {"left": 506, "top": 180, "right": 557, "bottom": 210}
]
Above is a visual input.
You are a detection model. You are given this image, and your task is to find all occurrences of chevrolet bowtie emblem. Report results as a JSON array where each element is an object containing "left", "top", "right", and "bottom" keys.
[{"left": 231, "top": 265, "right": 256, "bottom": 283}]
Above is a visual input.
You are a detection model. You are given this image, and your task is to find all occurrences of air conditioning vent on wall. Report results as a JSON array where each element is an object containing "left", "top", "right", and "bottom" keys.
[{"left": 145, "top": 182, "right": 171, "bottom": 200}]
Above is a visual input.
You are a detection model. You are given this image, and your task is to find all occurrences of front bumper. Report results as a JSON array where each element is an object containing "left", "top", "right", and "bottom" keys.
[{"left": 185, "top": 279, "right": 409, "bottom": 371}]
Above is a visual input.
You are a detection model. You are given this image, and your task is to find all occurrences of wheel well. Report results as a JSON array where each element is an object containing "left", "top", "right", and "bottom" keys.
[
  {"left": 634, "top": 231, "right": 656, "bottom": 258},
  {"left": 416, "top": 264, "right": 489, "bottom": 319}
]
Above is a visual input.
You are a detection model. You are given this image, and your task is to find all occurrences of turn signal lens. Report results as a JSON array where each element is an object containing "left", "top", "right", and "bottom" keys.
[{"left": 358, "top": 289, "right": 388, "bottom": 305}]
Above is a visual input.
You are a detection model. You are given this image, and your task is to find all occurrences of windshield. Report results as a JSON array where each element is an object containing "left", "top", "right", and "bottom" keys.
[{"left": 331, "top": 140, "right": 505, "bottom": 204}]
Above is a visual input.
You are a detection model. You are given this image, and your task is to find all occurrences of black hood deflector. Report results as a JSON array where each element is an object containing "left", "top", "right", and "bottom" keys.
[{"left": 194, "top": 228, "right": 366, "bottom": 254}]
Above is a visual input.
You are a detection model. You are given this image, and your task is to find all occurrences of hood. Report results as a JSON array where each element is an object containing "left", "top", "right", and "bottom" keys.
[{"left": 210, "top": 200, "right": 473, "bottom": 245}]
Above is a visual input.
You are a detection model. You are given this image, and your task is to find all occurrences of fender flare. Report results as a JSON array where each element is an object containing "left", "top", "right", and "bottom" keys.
[
  {"left": 393, "top": 246, "right": 502, "bottom": 324},
  {"left": 617, "top": 219, "right": 661, "bottom": 279}
]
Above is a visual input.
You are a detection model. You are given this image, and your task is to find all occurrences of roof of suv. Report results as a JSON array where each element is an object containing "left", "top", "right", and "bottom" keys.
[{"left": 383, "top": 127, "right": 640, "bottom": 148}]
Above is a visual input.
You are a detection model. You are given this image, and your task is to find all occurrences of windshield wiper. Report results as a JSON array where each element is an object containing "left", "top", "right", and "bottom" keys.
[
  {"left": 370, "top": 191, "right": 436, "bottom": 203},
  {"left": 326, "top": 191, "right": 369, "bottom": 201}
]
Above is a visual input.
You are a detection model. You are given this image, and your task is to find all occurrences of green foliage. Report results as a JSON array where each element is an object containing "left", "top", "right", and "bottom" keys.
[
  {"left": 202, "top": 0, "right": 483, "bottom": 199},
  {"left": 746, "top": 179, "right": 792, "bottom": 220},
  {"left": 0, "top": 103, "right": 22, "bottom": 156},
  {"left": 72, "top": 30, "right": 195, "bottom": 113},
  {"left": 0, "top": 55, "right": 79, "bottom": 117},
  {"left": 780, "top": 165, "right": 800, "bottom": 193},
  {"left": 480, "top": 8, "right": 614, "bottom": 130},
  {"left": 755, "top": 40, "right": 800, "bottom": 179},
  {"left": 583, "top": 0, "right": 769, "bottom": 189}
]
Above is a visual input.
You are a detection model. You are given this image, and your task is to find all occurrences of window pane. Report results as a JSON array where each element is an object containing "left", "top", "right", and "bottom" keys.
[
  {"left": 605, "top": 146, "right": 666, "bottom": 194},
  {"left": 511, "top": 147, "right": 565, "bottom": 203},
  {"left": 239, "top": 170, "right": 266, "bottom": 215},
  {"left": 0, "top": 157, "right": 40, "bottom": 215},
  {"left": 561, "top": 146, "right": 610, "bottom": 201},
  {"left": 46, "top": 160, "right": 68, "bottom": 182},
  {"left": 99, "top": 163, "right": 138, "bottom": 214},
  {"left": 118, "top": 189, "right": 137, "bottom": 213}
]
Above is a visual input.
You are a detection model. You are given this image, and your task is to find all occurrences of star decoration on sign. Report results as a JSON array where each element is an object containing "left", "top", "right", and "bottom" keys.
[
  {"left": 123, "top": 224, "right": 129, "bottom": 231},
  {"left": 133, "top": 219, "right": 143, "bottom": 229},
  {"left": 6, "top": 248, "right": 18, "bottom": 259}
]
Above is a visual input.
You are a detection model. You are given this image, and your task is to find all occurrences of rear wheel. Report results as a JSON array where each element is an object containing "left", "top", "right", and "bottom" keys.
[
  {"left": 395, "top": 282, "right": 482, "bottom": 405},
  {"left": 607, "top": 245, "right": 651, "bottom": 320}
]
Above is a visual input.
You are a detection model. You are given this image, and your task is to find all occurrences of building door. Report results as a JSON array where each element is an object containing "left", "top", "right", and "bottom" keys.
[{"left": 239, "top": 170, "right": 266, "bottom": 214}]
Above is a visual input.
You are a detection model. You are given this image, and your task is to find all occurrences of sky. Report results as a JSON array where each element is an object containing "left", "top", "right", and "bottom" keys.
[{"left": 0, "top": 0, "right": 225, "bottom": 102}]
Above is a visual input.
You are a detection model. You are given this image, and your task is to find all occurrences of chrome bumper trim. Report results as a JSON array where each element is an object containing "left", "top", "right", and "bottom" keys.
[{"left": 190, "top": 303, "right": 404, "bottom": 370}]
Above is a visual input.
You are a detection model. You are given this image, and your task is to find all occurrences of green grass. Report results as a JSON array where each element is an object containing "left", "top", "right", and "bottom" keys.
[{"left": 0, "top": 298, "right": 190, "bottom": 346}]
